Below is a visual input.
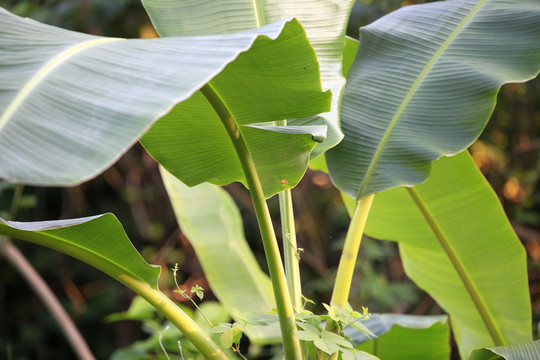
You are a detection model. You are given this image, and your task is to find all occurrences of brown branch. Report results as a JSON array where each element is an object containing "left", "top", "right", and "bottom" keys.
[{"left": 0, "top": 239, "right": 96, "bottom": 360}]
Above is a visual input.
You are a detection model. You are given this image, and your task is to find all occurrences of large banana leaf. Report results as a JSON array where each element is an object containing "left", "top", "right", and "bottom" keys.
[
  {"left": 0, "top": 8, "right": 328, "bottom": 191},
  {"left": 140, "top": 0, "right": 356, "bottom": 156},
  {"left": 353, "top": 315, "right": 450, "bottom": 360},
  {"left": 0, "top": 214, "right": 226, "bottom": 359},
  {"left": 468, "top": 340, "right": 540, "bottom": 360},
  {"left": 141, "top": 23, "right": 332, "bottom": 197},
  {"left": 327, "top": 0, "right": 540, "bottom": 199},
  {"left": 360, "top": 152, "right": 531, "bottom": 357},
  {"left": 0, "top": 214, "right": 159, "bottom": 288},
  {"left": 161, "top": 168, "right": 280, "bottom": 343}
]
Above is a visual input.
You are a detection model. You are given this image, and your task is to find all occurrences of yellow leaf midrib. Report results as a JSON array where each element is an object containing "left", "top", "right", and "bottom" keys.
[{"left": 358, "top": 0, "right": 489, "bottom": 197}]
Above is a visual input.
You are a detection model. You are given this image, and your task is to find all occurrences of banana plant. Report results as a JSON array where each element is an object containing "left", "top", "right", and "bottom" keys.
[{"left": 0, "top": 0, "right": 539, "bottom": 359}]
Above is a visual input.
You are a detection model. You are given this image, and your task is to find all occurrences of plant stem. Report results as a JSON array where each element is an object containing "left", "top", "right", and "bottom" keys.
[
  {"left": 173, "top": 265, "right": 214, "bottom": 327},
  {"left": 0, "top": 238, "right": 96, "bottom": 360},
  {"left": 279, "top": 184, "right": 303, "bottom": 312},
  {"left": 279, "top": 189, "right": 304, "bottom": 357},
  {"left": 1, "top": 187, "right": 224, "bottom": 359},
  {"left": 191, "top": 299, "right": 214, "bottom": 327},
  {"left": 321, "top": 195, "right": 374, "bottom": 360},
  {"left": 275, "top": 119, "right": 303, "bottom": 314},
  {"left": 0, "top": 235, "right": 226, "bottom": 360},
  {"left": 201, "top": 82, "right": 302, "bottom": 360},
  {"left": 277, "top": 120, "right": 306, "bottom": 360},
  {"left": 117, "top": 274, "right": 228, "bottom": 360},
  {"left": 329, "top": 195, "right": 374, "bottom": 307}
]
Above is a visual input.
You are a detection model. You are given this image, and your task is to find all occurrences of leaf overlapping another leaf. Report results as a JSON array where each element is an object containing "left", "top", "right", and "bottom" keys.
[
  {"left": 362, "top": 152, "right": 531, "bottom": 357},
  {"left": 327, "top": 0, "right": 540, "bottom": 199},
  {"left": 0, "top": 214, "right": 229, "bottom": 359},
  {"left": 141, "top": 0, "right": 356, "bottom": 156},
  {"left": 0, "top": 214, "right": 159, "bottom": 288},
  {"left": 468, "top": 340, "right": 540, "bottom": 360},
  {"left": 141, "top": 18, "right": 332, "bottom": 198},
  {"left": 0, "top": 8, "right": 328, "bottom": 191}
]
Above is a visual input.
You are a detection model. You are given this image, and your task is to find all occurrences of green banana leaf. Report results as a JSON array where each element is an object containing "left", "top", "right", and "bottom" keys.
[
  {"left": 141, "top": 28, "right": 331, "bottom": 196},
  {"left": 327, "top": 0, "right": 540, "bottom": 199},
  {"left": 468, "top": 340, "right": 540, "bottom": 360},
  {"left": 353, "top": 315, "right": 450, "bottom": 360},
  {"left": 344, "top": 314, "right": 448, "bottom": 344},
  {"left": 357, "top": 152, "right": 531, "bottom": 357},
  {"left": 161, "top": 168, "right": 280, "bottom": 343},
  {"left": 0, "top": 214, "right": 160, "bottom": 287},
  {"left": 0, "top": 214, "right": 227, "bottom": 358},
  {"left": 0, "top": 8, "right": 329, "bottom": 194},
  {"left": 140, "top": 0, "right": 356, "bottom": 156}
]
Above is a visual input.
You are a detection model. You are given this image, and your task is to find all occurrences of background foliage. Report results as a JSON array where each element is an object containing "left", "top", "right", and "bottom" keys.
[{"left": 0, "top": 0, "right": 538, "bottom": 359}]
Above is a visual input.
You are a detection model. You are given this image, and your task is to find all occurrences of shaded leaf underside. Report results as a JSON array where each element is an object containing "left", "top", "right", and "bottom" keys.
[
  {"left": 0, "top": 9, "right": 328, "bottom": 193},
  {"left": 327, "top": 0, "right": 540, "bottom": 199},
  {"left": 468, "top": 340, "right": 540, "bottom": 360}
]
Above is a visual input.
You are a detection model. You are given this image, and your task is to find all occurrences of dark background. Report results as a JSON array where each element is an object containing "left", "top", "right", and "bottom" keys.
[{"left": 0, "top": 0, "right": 538, "bottom": 358}]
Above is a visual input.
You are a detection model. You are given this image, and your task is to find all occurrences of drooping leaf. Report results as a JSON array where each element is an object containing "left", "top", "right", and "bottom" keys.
[
  {"left": 362, "top": 152, "right": 531, "bottom": 357},
  {"left": 0, "top": 215, "right": 160, "bottom": 288},
  {"left": 468, "top": 340, "right": 540, "bottom": 360},
  {"left": 140, "top": 0, "right": 356, "bottom": 156},
  {"left": 0, "top": 8, "right": 327, "bottom": 190},
  {"left": 354, "top": 316, "right": 450, "bottom": 360},
  {"left": 0, "top": 214, "right": 229, "bottom": 359},
  {"left": 327, "top": 0, "right": 540, "bottom": 199},
  {"left": 161, "top": 168, "right": 280, "bottom": 343}
]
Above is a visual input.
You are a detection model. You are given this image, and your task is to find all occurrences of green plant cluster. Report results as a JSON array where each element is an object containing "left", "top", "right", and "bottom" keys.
[{"left": 0, "top": 1, "right": 539, "bottom": 360}]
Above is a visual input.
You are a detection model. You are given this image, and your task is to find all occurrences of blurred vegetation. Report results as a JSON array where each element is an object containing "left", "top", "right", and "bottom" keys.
[{"left": 0, "top": 0, "right": 538, "bottom": 359}]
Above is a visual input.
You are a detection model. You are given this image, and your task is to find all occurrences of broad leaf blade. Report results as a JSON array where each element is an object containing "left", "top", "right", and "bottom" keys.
[
  {"left": 141, "top": 19, "right": 332, "bottom": 198},
  {"left": 0, "top": 214, "right": 160, "bottom": 289},
  {"left": 344, "top": 314, "right": 448, "bottom": 345},
  {"left": 468, "top": 340, "right": 540, "bottom": 360},
  {"left": 0, "top": 216, "right": 229, "bottom": 359},
  {"left": 363, "top": 152, "right": 531, "bottom": 357},
  {"left": 0, "top": 9, "right": 318, "bottom": 187},
  {"left": 355, "top": 317, "right": 450, "bottom": 360},
  {"left": 161, "top": 168, "right": 280, "bottom": 343},
  {"left": 141, "top": 0, "right": 356, "bottom": 156},
  {"left": 327, "top": 0, "right": 540, "bottom": 199}
]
